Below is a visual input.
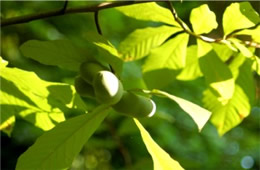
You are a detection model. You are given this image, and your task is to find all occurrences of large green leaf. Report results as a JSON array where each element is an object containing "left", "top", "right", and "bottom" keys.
[
  {"left": 0, "top": 66, "right": 86, "bottom": 133},
  {"left": 116, "top": 2, "right": 179, "bottom": 26},
  {"left": 20, "top": 39, "right": 86, "bottom": 71},
  {"left": 143, "top": 33, "right": 189, "bottom": 72},
  {"left": 16, "top": 105, "right": 110, "bottom": 170},
  {"left": 223, "top": 2, "right": 260, "bottom": 36},
  {"left": 151, "top": 90, "right": 211, "bottom": 131},
  {"left": 203, "top": 60, "right": 255, "bottom": 135},
  {"left": 198, "top": 40, "right": 235, "bottom": 102},
  {"left": 134, "top": 119, "right": 184, "bottom": 170},
  {"left": 190, "top": 4, "right": 218, "bottom": 34},
  {"left": 119, "top": 26, "right": 182, "bottom": 61},
  {"left": 177, "top": 45, "right": 202, "bottom": 81},
  {"left": 142, "top": 33, "right": 189, "bottom": 89}
]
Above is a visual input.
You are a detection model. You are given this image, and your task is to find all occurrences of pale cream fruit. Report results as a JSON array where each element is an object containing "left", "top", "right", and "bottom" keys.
[{"left": 93, "top": 71, "right": 123, "bottom": 105}]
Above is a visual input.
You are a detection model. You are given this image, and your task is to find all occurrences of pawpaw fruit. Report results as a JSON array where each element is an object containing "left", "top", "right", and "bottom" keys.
[
  {"left": 74, "top": 76, "right": 95, "bottom": 98},
  {"left": 93, "top": 71, "right": 123, "bottom": 105},
  {"left": 80, "top": 61, "right": 107, "bottom": 84},
  {"left": 113, "top": 91, "right": 156, "bottom": 118}
]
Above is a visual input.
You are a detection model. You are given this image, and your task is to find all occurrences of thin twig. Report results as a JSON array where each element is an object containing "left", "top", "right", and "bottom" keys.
[
  {"left": 1, "top": 1, "right": 152, "bottom": 27},
  {"left": 166, "top": 1, "right": 222, "bottom": 43},
  {"left": 60, "top": 0, "right": 69, "bottom": 14},
  {"left": 94, "top": 11, "right": 102, "bottom": 35}
]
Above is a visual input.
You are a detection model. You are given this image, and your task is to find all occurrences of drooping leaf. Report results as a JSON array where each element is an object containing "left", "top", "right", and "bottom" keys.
[
  {"left": 223, "top": 2, "right": 260, "bottom": 36},
  {"left": 177, "top": 45, "right": 202, "bottom": 80},
  {"left": 134, "top": 119, "right": 184, "bottom": 170},
  {"left": 190, "top": 4, "right": 218, "bottom": 34},
  {"left": 16, "top": 105, "right": 110, "bottom": 170},
  {"left": 198, "top": 40, "right": 235, "bottom": 102},
  {"left": 151, "top": 90, "right": 211, "bottom": 131},
  {"left": 119, "top": 26, "right": 182, "bottom": 61},
  {"left": 20, "top": 39, "right": 86, "bottom": 71},
  {"left": 203, "top": 60, "right": 255, "bottom": 135},
  {"left": 116, "top": 2, "right": 179, "bottom": 26}
]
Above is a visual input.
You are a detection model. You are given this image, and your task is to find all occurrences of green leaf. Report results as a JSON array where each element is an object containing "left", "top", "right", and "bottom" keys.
[
  {"left": 134, "top": 119, "right": 184, "bottom": 170},
  {"left": 228, "top": 53, "right": 246, "bottom": 79},
  {"left": 177, "top": 45, "right": 202, "bottom": 81},
  {"left": 235, "top": 25, "right": 260, "bottom": 43},
  {"left": 190, "top": 4, "right": 218, "bottom": 34},
  {"left": 0, "top": 56, "right": 8, "bottom": 68},
  {"left": 116, "top": 2, "right": 179, "bottom": 26},
  {"left": 142, "top": 33, "right": 189, "bottom": 89},
  {"left": 0, "top": 66, "right": 86, "bottom": 132},
  {"left": 212, "top": 43, "right": 234, "bottom": 62},
  {"left": 203, "top": 60, "right": 255, "bottom": 135},
  {"left": 88, "top": 33, "right": 123, "bottom": 76},
  {"left": 223, "top": 2, "right": 260, "bottom": 36},
  {"left": 143, "top": 33, "right": 189, "bottom": 71},
  {"left": 121, "top": 61, "right": 147, "bottom": 90},
  {"left": 198, "top": 40, "right": 235, "bottom": 101},
  {"left": 16, "top": 105, "right": 110, "bottom": 170},
  {"left": 252, "top": 56, "right": 260, "bottom": 75},
  {"left": 119, "top": 26, "right": 182, "bottom": 61},
  {"left": 151, "top": 90, "right": 211, "bottom": 131},
  {"left": 229, "top": 38, "right": 253, "bottom": 57},
  {"left": 0, "top": 105, "right": 16, "bottom": 137},
  {"left": 20, "top": 39, "right": 86, "bottom": 71}
]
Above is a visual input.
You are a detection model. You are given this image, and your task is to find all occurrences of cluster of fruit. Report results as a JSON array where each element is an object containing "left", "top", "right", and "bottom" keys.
[{"left": 74, "top": 60, "right": 156, "bottom": 118}]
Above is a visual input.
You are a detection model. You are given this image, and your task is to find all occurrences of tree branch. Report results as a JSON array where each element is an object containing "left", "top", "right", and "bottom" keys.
[
  {"left": 166, "top": 1, "right": 259, "bottom": 49},
  {"left": 1, "top": 1, "right": 151, "bottom": 27},
  {"left": 166, "top": 1, "right": 223, "bottom": 43}
]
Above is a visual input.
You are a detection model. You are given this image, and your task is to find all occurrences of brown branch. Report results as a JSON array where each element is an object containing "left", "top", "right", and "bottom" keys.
[{"left": 1, "top": 1, "right": 152, "bottom": 27}]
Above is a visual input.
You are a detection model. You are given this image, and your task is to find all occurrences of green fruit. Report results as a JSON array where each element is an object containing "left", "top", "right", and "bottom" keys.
[
  {"left": 93, "top": 71, "right": 123, "bottom": 105},
  {"left": 113, "top": 91, "right": 156, "bottom": 118},
  {"left": 74, "top": 76, "right": 95, "bottom": 98},
  {"left": 80, "top": 61, "right": 107, "bottom": 84}
]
